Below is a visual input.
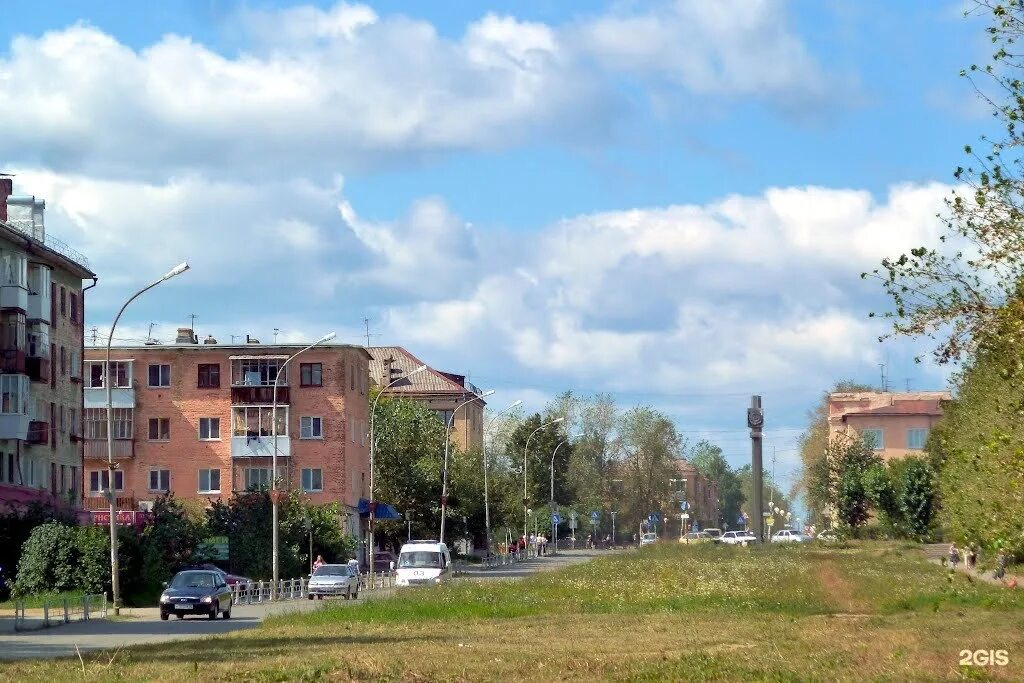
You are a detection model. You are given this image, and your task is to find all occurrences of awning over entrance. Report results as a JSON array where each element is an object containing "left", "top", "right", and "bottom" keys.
[{"left": 357, "top": 498, "right": 402, "bottom": 520}]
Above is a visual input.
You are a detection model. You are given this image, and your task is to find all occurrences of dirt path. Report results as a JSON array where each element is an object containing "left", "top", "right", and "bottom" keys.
[{"left": 814, "top": 558, "right": 868, "bottom": 614}]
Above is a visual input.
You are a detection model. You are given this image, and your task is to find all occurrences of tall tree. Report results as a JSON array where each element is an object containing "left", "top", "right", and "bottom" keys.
[
  {"left": 688, "top": 441, "right": 744, "bottom": 528},
  {"left": 613, "top": 407, "right": 683, "bottom": 533}
]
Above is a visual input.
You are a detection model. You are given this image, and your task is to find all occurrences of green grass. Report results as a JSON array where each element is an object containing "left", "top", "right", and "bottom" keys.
[
  {"left": 0, "top": 590, "right": 91, "bottom": 611},
  {"left": 3, "top": 542, "right": 1024, "bottom": 681}
]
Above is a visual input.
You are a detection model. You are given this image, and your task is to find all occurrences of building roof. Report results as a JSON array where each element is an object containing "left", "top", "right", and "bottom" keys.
[
  {"left": 84, "top": 343, "right": 371, "bottom": 359},
  {"left": 843, "top": 400, "right": 944, "bottom": 418},
  {"left": 0, "top": 219, "right": 95, "bottom": 278},
  {"left": 366, "top": 346, "right": 483, "bottom": 398}
]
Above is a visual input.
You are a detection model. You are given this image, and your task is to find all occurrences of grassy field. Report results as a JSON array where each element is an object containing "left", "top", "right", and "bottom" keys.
[{"left": 3, "top": 542, "right": 1024, "bottom": 681}]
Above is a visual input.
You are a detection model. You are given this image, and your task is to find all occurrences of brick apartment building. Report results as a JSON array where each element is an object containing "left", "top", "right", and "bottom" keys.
[
  {"left": 82, "top": 332, "right": 371, "bottom": 536},
  {"left": 0, "top": 179, "right": 95, "bottom": 512},
  {"left": 828, "top": 391, "right": 951, "bottom": 460},
  {"left": 670, "top": 459, "right": 720, "bottom": 532},
  {"left": 367, "top": 346, "right": 486, "bottom": 451}
]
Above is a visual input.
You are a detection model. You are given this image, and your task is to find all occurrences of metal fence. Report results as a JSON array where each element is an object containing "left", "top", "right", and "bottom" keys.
[
  {"left": 13, "top": 593, "right": 108, "bottom": 631},
  {"left": 230, "top": 573, "right": 396, "bottom": 605}
]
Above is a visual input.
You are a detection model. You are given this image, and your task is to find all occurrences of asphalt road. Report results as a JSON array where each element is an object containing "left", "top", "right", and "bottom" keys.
[{"left": 0, "top": 550, "right": 609, "bottom": 661}]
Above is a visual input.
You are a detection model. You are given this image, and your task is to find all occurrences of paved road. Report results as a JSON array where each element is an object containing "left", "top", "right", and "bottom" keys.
[{"left": 0, "top": 550, "right": 608, "bottom": 661}]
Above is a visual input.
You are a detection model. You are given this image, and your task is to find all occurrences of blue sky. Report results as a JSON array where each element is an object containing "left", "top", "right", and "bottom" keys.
[{"left": 0, "top": 1, "right": 990, "bottom": 493}]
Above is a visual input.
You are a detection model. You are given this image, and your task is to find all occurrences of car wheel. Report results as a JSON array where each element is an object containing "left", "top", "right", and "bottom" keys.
[
  {"left": 209, "top": 601, "right": 218, "bottom": 620},
  {"left": 352, "top": 591, "right": 358, "bottom": 600},
  {"left": 344, "top": 589, "right": 350, "bottom": 600},
  {"left": 160, "top": 611, "right": 168, "bottom": 621},
  {"left": 223, "top": 606, "right": 231, "bottom": 619},
  {"left": 307, "top": 593, "right": 314, "bottom": 600}
]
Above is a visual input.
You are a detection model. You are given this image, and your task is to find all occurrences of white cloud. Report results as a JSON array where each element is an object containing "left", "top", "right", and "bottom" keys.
[{"left": 0, "top": 1, "right": 834, "bottom": 178}]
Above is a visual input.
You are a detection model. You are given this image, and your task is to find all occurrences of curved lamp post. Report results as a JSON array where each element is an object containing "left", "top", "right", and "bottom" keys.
[
  {"left": 368, "top": 363, "right": 427, "bottom": 576},
  {"left": 440, "top": 389, "right": 494, "bottom": 543},
  {"left": 482, "top": 399, "right": 522, "bottom": 555},
  {"left": 106, "top": 261, "right": 189, "bottom": 614},
  {"left": 547, "top": 433, "right": 578, "bottom": 556},
  {"left": 271, "top": 331, "right": 336, "bottom": 597},
  {"left": 523, "top": 417, "right": 564, "bottom": 540}
]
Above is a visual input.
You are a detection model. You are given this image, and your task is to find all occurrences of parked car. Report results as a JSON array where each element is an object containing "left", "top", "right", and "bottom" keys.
[
  {"left": 639, "top": 533, "right": 658, "bottom": 547},
  {"left": 720, "top": 531, "right": 757, "bottom": 546},
  {"left": 395, "top": 542, "right": 453, "bottom": 586},
  {"left": 159, "top": 570, "right": 233, "bottom": 621},
  {"left": 703, "top": 528, "right": 723, "bottom": 542},
  {"left": 771, "top": 529, "right": 804, "bottom": 543},
  {"left": 681, "top": 531, "right": 714, "bottom": 544},
  {"left": 307, "top": 564, "right": 359, "bottom": 600},
  {"left": 191, "top": 563, "right": 252, "bottom": 587},
  {"left": 360, "top": 551, "right": 398, "bottom": 574}
]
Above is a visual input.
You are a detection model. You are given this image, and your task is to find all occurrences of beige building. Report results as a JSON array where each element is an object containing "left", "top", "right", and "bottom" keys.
[
  {"left": 0, "top": 179, "right": 95, "bottom": 510},
  {"left": 828, "top": 391, "right": 951, "bottom": 460},
  {"left": 367, "top": 346, "right": 486, "bottom": 451}
]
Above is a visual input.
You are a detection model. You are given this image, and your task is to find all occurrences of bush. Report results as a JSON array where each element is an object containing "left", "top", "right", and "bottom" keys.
[{"left": 14, "top": 522, "right": 87, "bottom": 596}]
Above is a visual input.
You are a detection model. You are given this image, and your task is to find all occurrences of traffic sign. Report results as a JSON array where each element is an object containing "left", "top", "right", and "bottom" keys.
[
  {"left": 680, "top": 501, "right": 690, "bottom": 511},
  {"left": 681, "top": 513, "right": 690, "bottom": 520},
  {"left": 590, "top": 511, "right": 599, "bottom": 522},
  {"left": 648, "top": 512, "right": 661, "bottom": 522},
  {"left": 552, "top": 513, "right": 562, "bottom": 525},
  {"left": 737, "top": 515, "right": 745, "bottom": 525},
  {"left": 766, "top": 516, "right": 775, "bottom": 527}
]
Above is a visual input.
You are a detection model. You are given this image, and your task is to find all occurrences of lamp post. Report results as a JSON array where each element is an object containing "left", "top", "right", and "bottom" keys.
[
  {"left": 440, "top": 389, "right": 495, "bottom": 543},
  {"left": 271, "top": 331, "right": 336, "bottom": 597},
  {"left": 548, "top": 433, "right": 578, "bottom": 556},
  {"left": 368, "top": 363, "right": 427, "bottom": 578},
  {"left": 610, "top": 511, "right": 617, "bottom": 547},
  {"left": 523, "top": 417, "right": 564, "bottom": 540},
  {"left": 483, "top": 400, "right": 522, "bottom": 556},
  {"left": 105, "top": 261, "right": 189, "bottom": 614}
]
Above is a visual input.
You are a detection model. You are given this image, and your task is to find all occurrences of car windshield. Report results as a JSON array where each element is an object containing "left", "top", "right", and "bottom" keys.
[
  {"left": 399, "top": 551, "right": 442, "bottom": 568},
  {"left": 171, "top": 571, "right": 217, "bottom": 588},
  {"left": 312, "top": 565, "right": 349, "bottom": 577}
]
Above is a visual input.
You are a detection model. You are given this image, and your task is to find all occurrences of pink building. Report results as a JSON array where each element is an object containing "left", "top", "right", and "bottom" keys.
[{"left": 828, "top": 391, "right": 951, "bottom": 460}]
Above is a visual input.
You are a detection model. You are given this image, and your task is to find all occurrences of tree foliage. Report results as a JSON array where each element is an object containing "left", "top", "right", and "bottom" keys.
[
  {"left": 827, "top": 436, "right": 881, "bottom": 532},
  {"left": 13, "top": 523, "right": 108, "bottom": 596},
  {"left": 689, "top": 441, "right": 744, "bottom": 528}
]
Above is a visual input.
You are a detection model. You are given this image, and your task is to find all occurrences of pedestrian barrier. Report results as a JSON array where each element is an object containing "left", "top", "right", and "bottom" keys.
[
  {"left": 13, "top": 593, "right": 107, "bottom": 632},
  {"left": 230, "top": 573, "right": 396, "bottom": 605}
]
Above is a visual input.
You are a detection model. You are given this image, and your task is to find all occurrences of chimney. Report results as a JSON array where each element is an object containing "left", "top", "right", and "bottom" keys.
[
  {"left": 0, "top": 177, "right": 11, "bottom": 222},
  {"left": 246, "top": 334, "right": 260, "bottom": 344},
  {"left": 203, "top": 334, "right": 218, "bottom": 345},
  {"left": 175, "top": 327, "right": 198, "bottom": 344}
]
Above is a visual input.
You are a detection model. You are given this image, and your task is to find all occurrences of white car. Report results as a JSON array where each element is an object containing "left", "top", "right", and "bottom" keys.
[
  {"left": 639, "top": 533, "right": 658, "bottom": 547},
  {"left": 771, "top": 529, "right": 804, "bottom": 543},
  {"left": 720, "top": 531, "right": 757, "bottom": 546},
  {"left": 395, "top": 541, "right": 453, "bottom": 587},
  {"left": 307, "top": 564, "right": 359, "bottom": 600}
]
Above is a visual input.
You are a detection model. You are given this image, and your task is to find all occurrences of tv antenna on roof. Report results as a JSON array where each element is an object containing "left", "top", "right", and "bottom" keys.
[
  {"left": 273, "top": 328, "right": 280, "bottom": 344},
  {"left": 363, "top": 317, "right": 380, "bottom": 347}
]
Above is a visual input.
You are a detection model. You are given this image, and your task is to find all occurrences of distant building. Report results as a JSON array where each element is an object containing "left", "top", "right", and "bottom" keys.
[
  {"left": 0, "top": 179, "right": 95, "bottom": 513},
  {"left": 828, "top": 391, "right": 951, "bottom": 460},
  {"left": 367, "top": 346, "right": 486, "bottom": 451},
  {"left": 82, "top": 334, "right": 371, "bottom": 539},
  {"left": 670, "top": 459, "right": 720, "bottom": 531}
]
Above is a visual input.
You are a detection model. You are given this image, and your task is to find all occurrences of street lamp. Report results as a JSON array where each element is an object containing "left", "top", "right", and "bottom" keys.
[
  {"left": 440, "top": 389, "right": 495, "bottom": 543},
  {"left": 610, "top": 511, "right": 618, "bottom": 547},
  {"left": 483, "top": 400, "right": 522, "bottom": 556},
  {"left": 271, "top": 331, "right": 336, "bottom": 597},
  {"left": 105, "top": 261, "right": 189, "bottom": 614},
  {"left": 547, "top": 432, "right": 579, "bottom": 556},
  {"left": 368, "top": 363, "right": 427, "bottom": 577},
  {"left": 523, "top": 417, "right": 564, "bottom": 540}
]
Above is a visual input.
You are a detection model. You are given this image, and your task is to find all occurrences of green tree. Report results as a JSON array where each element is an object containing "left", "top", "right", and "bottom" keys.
[
  {"left": 736, "top": 465, "right": 791, "bottom": 522},
  {"left": 13, "top": 523, "right": 109, "bottom": 597},
  {"left": 688, "top": 441, "right": 744, "bottom": 528},
  {"left": 827, "top": 436, "right": 881, "bottom": 533},
  {"left": 613, "top": 406, "right": 683, "bottom": 533},
  {"left": 504, "top": 413, "right": 572, "bottom": 535}
]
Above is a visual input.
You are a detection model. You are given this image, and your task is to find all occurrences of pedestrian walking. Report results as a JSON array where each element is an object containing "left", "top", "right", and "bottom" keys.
[
  {"left": 967, "top": 544, "right": 978, "bottom": 570},
  {"left": 948, "top": 543, "right": 960, "bottom": 570},
  {"left": 313, "top": 554, "right": 326, "bottom": 571},
  {"left": 994, "top": 549, "right": 1008, "bottom": 580}
]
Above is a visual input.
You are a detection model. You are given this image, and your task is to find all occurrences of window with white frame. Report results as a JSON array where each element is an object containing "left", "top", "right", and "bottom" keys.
[
  {"left": 301, "top": 468, "right": 323, "bottom": 492},
  {"left": 84, "top": 408, "right": 133, "bottom": 439},
  {"left": 148, "top": 363, "right": 171, "bottom": 388},
  {"left": 199, "top": 417, "right": 220, "bottom": 440},
  {"left": 860, "top": 428, "right": 884, "bottom": 450},
  {"left": 149, "top": 469, "right": 170, "bottom": 492},
  {"left": 300, "top": 416, "right": 323, "bottom": 439},
  {"left": 0, "top": 375, "right": 28, "bottom": 415},
  {"left": 198, "top": 468, "right": 220, "bottom": 493},
  {"left": 231, "top": 358, "right": 287, "bottom": 386},
  {"left": 87, "top": 361, "right": 131, "bottom": 388},
  {"left": 148, "top": 417, "right": 170, "bottom": 441},
  {"left": 1, "top": 250, "right": 28, "bottom": 289},
  {"left": 89, "top": 470, "right": 124, "bottom": 494},
  {"left": 907, "top": 428, "right": 928, "bottom": 450},
  {"left": 244, "top": 467, "right": 273, "bottom": 491},
  {"left": 231, "top": 406, "right": 287, "bottom": 437},
  {"left": 28, "top": 324, "right": 49, "bottom": 358}
]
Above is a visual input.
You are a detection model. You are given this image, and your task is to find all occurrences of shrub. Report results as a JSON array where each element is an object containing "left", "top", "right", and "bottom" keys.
[{"left": 13, "top": 523, "right": 83, "bottom": 596}]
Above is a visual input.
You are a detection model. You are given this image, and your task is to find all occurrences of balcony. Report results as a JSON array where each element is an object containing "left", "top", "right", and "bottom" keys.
[
  {"left": 26, "top": 420, "right": 48, "bottom": 445},
  {"left": 231, "top": 386, "right": 289, "bottom": 404},
  {"left": 0, "top": 285, "right": 28, "bottom": 312},
  {"left": 231, "top": 435, "right": 290, "bottom": 458},
  {"left": 0, "top": 349, "right": 25, "bottom": 374},
  {"left": 84, "top": 386, "right": 135, "bottom": 409},
  {"left": 83, "top": 495, "right": 135, "bottom": 512},
  {"left": 84, "top": 438, "right": 135, "bottom": 460},
  {"left": 0, "top": 412, "right": 30, "bottom": 440},
  {"left": 26, "top": 356, "right": 50, "bottom": 382}
]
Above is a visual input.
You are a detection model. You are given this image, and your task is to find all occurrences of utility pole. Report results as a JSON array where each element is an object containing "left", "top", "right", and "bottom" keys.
[
  {"left": 364, "top": 317, "right": 371, "bottom": 347},
  {"left": 90, "top": 327, "right": 98, "bottom": 346},
  {"left": 273, "top": 328, "right": 280, "bottom": 344},
  {"left": 188, "top": 313, "right": 198, "bottom": 335},
  {"left": 748, "top": 395, "right": 765, "bottom": 543}
]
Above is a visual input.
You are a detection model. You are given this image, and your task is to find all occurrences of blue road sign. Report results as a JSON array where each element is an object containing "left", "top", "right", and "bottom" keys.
[
  {"left": 681, "top": 501, "right": 690, "bottom": 511},
  {"left": 552, "top": 513, "right": 562, "bottom": 525},
  {"left": 649, "top": 512, "right": 661, "bottom": 523},
  {"left": 737, "top": 515, "right": 745, "bottom": 525},
  {"left": 590, "top": 511, "right": 599, "bottom": 522}
]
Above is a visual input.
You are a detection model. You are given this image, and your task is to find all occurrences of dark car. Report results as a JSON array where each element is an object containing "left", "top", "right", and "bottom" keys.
[
  {"left": 193, "top": 563, "right": 252, "bottom": 587},
  {"left": 159, "top": 570, "right": 233, "bottom": 620},
  {"left": 360, "top": 551, "right": 397, "bottom": 573}
]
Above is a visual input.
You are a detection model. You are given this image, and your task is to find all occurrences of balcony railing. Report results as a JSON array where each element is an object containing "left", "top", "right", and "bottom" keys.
[
  {"left": 84, "top": 439, "right": 134, "bottom": 459},
  {"left": 26, "top": 420, "right": 48, "bottom": 445},
  {"left": 25, "top": 356, "right": 50, "bottom": 383},
  {"left": 231, "top": 386, "right": 289, "bottom": 404},
  {"left": 0, "top": 349, "right": 26, "bottom": 374}
]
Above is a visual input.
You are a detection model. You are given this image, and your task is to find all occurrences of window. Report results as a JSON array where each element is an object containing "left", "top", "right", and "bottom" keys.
[
  {"left": 199, "top": 417, "right": 220, "bottom": 440},
  {"left": 69, "top": 466, "right": 78, "bottom": 498},
  {"left": 197, "top": 363, "right": 220, "bottom": 388},
  {"left": 148, "top": 363, "right": 170, "bottom": 388},
  {"left": 300, "top": 363, "right": 322, "bottom": 387},
  {"left": 907, "top": 428, "right": 929, "bottom": 450},
  {"left": 59, "top": 405, "right": 65, "bottom": 433},
  {"left": 350, "top": 418, "right": 355, "bottom": 443},
  {"left": 60, "top": 345, "right": 66, "bottom": 376},
  {"left": 89, "top": 470, "right": 124, "bottom": 493},
  {"left": 231, "top": 406, "right": 287, "bottom": 437},
  {"left": 68, "top": 408, "right": 78, "bottom": 438},
  {"left": 301, "top": 468, "right": 323, "bottom": 492},
  {"left": 28, "top": 325, "right": 49, "bottom": 359},
  {"left": 148, "top": 417, "right": 170, "bottom": 441},
  {"left": 88, "top": 361, "right": 131, "bottom": 388},
  {"left": 300, "top": 416, "right": 323, "bottom": 439},
  {"left": 435, "top": 409, "right": 454, "bottom": 427},
  {"left": 860, "top": 428, "right": 884, "bottom": 450},
  {"left": 69, "top": 293, "right": 79, "bottom": 323},
  {"left": 84, "top": 408, "right": 133, "bottom": 439},
  {"left": 350, "top": 365, "right": 355, "bottom": 391},
  {"left": 198, "top": 468, "right": 220, "bottom": 493},
  {"left": 0, "top": 250, "right": 28, "bottom": 289},
  {"left": 149, "top": 469, "right": 170, "bottom": 492},
  {"left": 231, "top": 358, "right": 286, "bottom": 386},
  {"left": 59, "top": 286, "right": 66, "bottom": 317},
  {"left": 360, "top": 419, "right": 366, "bottom": 447},
  {"left": 0, "top": 375, "right": 28, "bottom": 415},
  {"left": 244, "top": 467, "right": 272, "bottom": 490}
]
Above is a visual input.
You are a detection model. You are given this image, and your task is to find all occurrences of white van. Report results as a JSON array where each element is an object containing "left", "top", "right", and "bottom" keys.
[{"left": 394, "top": 541, "right": 452, "bottom": 587}]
